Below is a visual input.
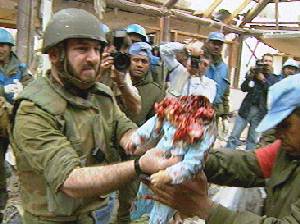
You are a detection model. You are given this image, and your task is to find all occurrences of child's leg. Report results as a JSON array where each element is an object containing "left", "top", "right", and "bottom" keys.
[
  {"left": 149, "top": 201, "right": 175, "bottom": 224},
  {"left": 130, "top": 183, "right": 154, "bottom": 220}
]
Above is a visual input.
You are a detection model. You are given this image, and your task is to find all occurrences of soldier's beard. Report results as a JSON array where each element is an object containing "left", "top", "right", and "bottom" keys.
[{"left": 59, "top": 57, "right": 99, "bottom": 91}]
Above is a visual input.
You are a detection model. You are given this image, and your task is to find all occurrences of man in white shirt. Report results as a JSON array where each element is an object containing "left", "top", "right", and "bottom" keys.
[{"left": 160, "top": 41, "right": 216, "bottom": 102}]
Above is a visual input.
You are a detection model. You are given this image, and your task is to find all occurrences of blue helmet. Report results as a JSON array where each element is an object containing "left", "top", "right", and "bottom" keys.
[
  {"left": 100, "top": 23, "right": 110, "bottom": 34},
  {"left": 126, "top": 24, "right": 147, "bottom": 41},
  {"left": 0, "top": 28, "right": 15, "bottom": 46}
]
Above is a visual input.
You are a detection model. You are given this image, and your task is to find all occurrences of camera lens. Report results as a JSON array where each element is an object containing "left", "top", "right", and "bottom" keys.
[
  {"left": 113, "top": 52, "right": 131, "bottom": 72},
  {"left": 191, "top": 57, "right": 200, "bottom": 69}
]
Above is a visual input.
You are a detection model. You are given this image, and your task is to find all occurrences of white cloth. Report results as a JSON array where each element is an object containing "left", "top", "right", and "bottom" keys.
[{"left": 181, "top": 76, "right": 216, "bottom": 103}]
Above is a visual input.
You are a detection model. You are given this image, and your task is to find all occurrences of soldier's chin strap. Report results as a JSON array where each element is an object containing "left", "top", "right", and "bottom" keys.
[{"left": 57, "top": 46, "right": 98, "bottom": 90}]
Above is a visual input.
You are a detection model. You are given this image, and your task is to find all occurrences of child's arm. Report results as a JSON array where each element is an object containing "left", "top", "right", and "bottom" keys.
[{"left": 127, "top": 116, "right": 164, "bottom": 155}]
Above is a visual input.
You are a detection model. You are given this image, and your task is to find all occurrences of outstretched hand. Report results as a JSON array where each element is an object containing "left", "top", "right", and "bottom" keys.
[
  {"left": 144, "top": 172, "right": 215, "bottom": 220},
  {"left": 139, "top": 148, "right": 181, "bottom": 174}
]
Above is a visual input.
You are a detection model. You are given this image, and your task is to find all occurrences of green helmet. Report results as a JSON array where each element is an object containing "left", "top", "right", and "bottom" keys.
[{"left": 42, "top": 8, "right": 106, "bottom": 53}]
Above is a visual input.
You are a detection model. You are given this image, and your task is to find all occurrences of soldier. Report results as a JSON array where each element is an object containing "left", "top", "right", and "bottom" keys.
[
  {"left": 0, "top": 28, "right": 31, "bottom": 216},
  {"left": 10, "top": 8, "right": 178, "bottom": 224}
]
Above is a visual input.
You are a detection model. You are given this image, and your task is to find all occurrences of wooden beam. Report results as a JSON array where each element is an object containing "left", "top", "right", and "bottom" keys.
[
  {"left": 275, "top": 0, "right": 279, "bottom": 29},
  {"left": 164, "top": 0, "right": 179, "bottom": 9},
  {"left": 107, "top": 0, "right": 169, "bottom": 17},
  {"left": 170, "top": 30, "right": 234, "bottom": 44},
  {"left": 0, "top": 18, "right": 16, "bottom": 28},
  {"left": 16, "top": 0, "right": 35, "bottom": 65},
  {"left": 203, "top": 0, "right": 223, "bottom": 18},
  {"left": 233, "top": 35, "right": 244, "bottom": 88},
  {"left": 160, "top": 16, "right": 170, "bottom": 42},
  {"left": 250, "top": 24, "right": 300, "bottom": 31},
  {"left": 172, "top": 10, "right": 246, "bottom": 34},
  {"left": 240, "top": 0, "right": 270, "bottom": 27},
  {"left": 248, "top": 21, "right": 300, "bottom": 24},
  {"left": 224, "top": 0, "right": 252, "bottom": 24},
  {"left": 106, "top": 0, "right": 249, "bottom": 35},
  {"left": 144, "top": 0, "right": 194, "bottom": 12}
]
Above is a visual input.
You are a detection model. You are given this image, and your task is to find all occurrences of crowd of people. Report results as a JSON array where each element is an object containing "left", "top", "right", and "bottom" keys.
[{"left": 0, "top": 7, "right": 300, "bottom": 224}]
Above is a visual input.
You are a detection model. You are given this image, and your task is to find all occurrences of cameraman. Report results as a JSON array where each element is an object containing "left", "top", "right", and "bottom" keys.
[
  {"left": 226, "top": 54, "right": 281, "bottom": 150},
  {"left": 160, "top": 41, "right": 216, "bottom": 102},
  {"left": 99, "top": 28, "right": 141, "bottom": 116}
]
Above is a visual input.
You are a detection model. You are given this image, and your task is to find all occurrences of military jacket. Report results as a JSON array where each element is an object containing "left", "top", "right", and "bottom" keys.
[
  {"left": 10, "top": 76, "right": 136, "bottom": 222},
  {"left": 130, "top": 73, "right": 164, "bottom": 126},
  {"left": 205, "top": 145, "right": 300, "bottom": 223}
]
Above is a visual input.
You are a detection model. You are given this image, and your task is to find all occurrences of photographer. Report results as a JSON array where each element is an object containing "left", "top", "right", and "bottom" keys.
[
  {"left": 99, "top": 28, "right": 141, "bottom": 116},
  {"left": 226, "top": 54, "right": 281, "bottom": 150},
  {"left": 160, "top": 41, "right": 216, "bottom": 102}
]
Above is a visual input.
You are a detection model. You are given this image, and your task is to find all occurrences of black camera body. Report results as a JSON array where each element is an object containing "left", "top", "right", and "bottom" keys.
[
  {"left": 253, "top": 62, "right": 269, "bottom": 75},
  {"left": 191, "top": 56, "right": 201, "bottom": 69},
  {"left": 107, "top": 30, "right": 131, "bottom": 72},
  {"left": 110, "top": 52, "right": 131, "bottom": 73}
]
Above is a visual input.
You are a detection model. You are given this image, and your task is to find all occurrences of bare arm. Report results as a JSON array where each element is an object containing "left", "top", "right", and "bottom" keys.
[
  {"left": 62, "top": 160, "right": 136, "bottom": 198},
  {"left": 62, "top": 148, "right": 180, "bottom": 198}
]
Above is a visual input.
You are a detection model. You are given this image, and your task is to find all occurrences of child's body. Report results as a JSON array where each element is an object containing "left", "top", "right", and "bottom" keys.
[{"left": 131, "top": 96, "right": 217, "bottom": 224}]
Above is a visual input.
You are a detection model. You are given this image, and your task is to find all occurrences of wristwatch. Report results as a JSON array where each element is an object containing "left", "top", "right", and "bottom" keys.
[{"left": 134, "top": 158, "right": 143, "bottom": 176}]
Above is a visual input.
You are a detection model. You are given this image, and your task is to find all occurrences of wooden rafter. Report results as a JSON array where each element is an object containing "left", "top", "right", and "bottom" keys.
[
  {"left": 240, "top": 0, "right": 270, "bottom": 27},
  {"left": 163, "top": 0, "right": 179, "bottom": 9},
  {"left": 106, "top": 0, "right": 249, "bottom": 34},
  {"left": 202, "top": 0, "right": 223, "bottom": 18},
  {"left": 275, "top": 0, "right": 279, "bottom": 29},
  {"left": 224, "top": 0, "right": 252, "bottom": 24},
  {"left": 250, "top": 25, "right": 300, "bottom": 31}
]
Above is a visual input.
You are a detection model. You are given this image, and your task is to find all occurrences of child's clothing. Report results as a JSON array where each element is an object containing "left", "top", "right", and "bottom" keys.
[{"left": 131, "top": 115, "right": 216, "bottom": 223}]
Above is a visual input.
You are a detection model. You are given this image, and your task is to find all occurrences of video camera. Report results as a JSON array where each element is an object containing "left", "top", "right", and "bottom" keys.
[
  {"left": 107, "top": 30, "right": 131, "bottom": 72},
  {"left": 252, "top": 60, "right": 270, "bottom": 75}
]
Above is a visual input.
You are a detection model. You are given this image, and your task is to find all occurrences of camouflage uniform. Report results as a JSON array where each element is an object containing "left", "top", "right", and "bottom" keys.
[
  {"left": 10, "top": 76, "right": 137, "bottom": 224},
  {"left": 128, "top": 72, "right": 164, "bottom": 127},
  {"left": 0, "top": 52, "right": 31, "bottom": 211},
  {"left": 205, "top": 147, "right": 300, "bottom": 223}
]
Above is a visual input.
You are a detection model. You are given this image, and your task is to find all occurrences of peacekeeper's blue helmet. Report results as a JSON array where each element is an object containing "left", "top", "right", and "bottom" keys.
[
  {"left": 0, "top": 28, "right": 15, "bottom": 46},
  {"left": 126, "top": 24, "right": 147, "bottom": 41},
  {"left": 100, "top": 23, "right": 110, "bottom": 34}
]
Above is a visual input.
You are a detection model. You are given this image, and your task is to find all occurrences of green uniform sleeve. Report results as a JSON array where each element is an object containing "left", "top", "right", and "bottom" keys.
[
  {"left": 222, "top": 87, "right": 230, "bottom": 117},
  {"left": 13, "top": 100, "right": 81, "bottom": 193},
  {"left": 113, "top": 102, "right": 137, "bottom": 143},
  {"left": 208, "top": 199, "right": 300, "bottom": 224},
  {"left": 146, "top": 86, "right": 165, "bottom": 120},
  {"left": 204, "top": 149, "right": 265, "bottom": 187}
]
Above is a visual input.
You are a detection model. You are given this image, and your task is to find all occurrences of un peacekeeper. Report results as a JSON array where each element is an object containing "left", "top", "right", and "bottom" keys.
[
  {"left": 127, "top": 42, "right": 165, "bottom": 127},
  {"left": 147, "top": 74, "right": 300, "bottom": 223},
  {"left": 9, "top": 8, "right": 178, "bottom": 224},
  {"left": 0, "top": 28, "right": 32, "bottom": 212}
]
